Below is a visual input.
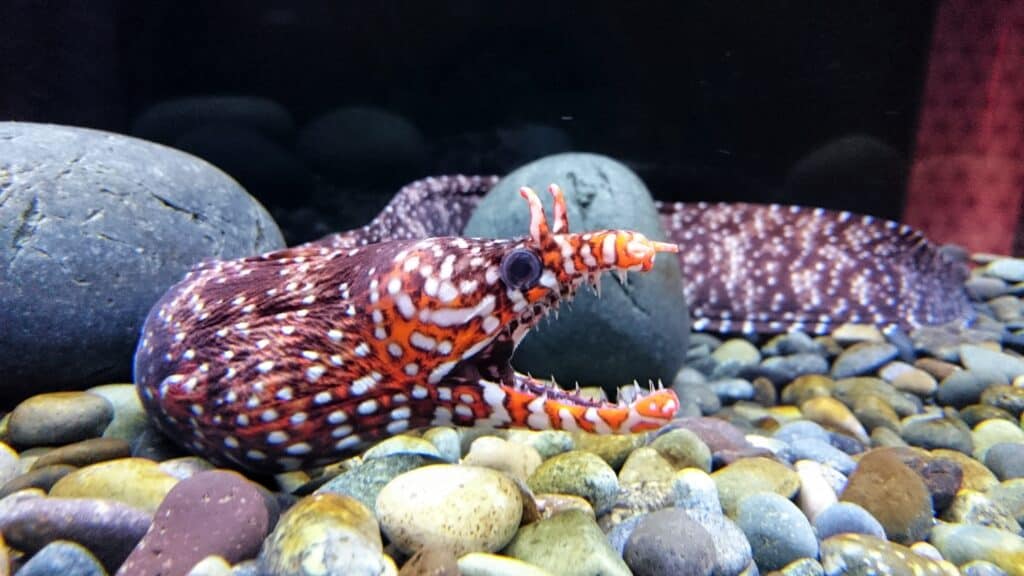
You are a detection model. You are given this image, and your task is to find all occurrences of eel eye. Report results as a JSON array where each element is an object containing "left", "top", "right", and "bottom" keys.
[{"left": 500, "top": 249, "right": 543, "bottom": 290}]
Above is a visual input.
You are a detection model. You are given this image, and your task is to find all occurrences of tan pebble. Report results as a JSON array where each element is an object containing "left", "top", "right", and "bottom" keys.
[
  {"left": 534, "top": 493, "right": 595, "bottom": 519},
  {"left": 49, "top": 457, "right": 178, "bottom": 514},
  {"left": 801, "top": 396, "right": 869, "bottom": 444},
  {"left": 464, "top": 436, "right": 543, "bottom": 481},
  {"left": 831, "top": 323, "right": 885, "bottom": 343},
  {"left": 457, "top": 552, "right": 556, "bottom": 576},
  {"left": 781, "top": 374, "right": 836, "bottom": 405},
  {"left": 914, "top": 358, "right": 960, "bottom": 380},
  {"left": 795, "top": 459, "right": 837, "bottom": 522}
]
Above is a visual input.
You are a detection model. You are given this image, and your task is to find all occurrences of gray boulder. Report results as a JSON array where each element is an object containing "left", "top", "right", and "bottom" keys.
[
  {"left": 464, "top": 152, "right": 689, "bottom": 392},
  {"left": 0, "top": 122, "right": 284, "bottom": 401}
]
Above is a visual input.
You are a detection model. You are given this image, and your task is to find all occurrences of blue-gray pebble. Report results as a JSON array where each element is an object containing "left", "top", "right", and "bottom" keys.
[
  {"left": 623, "top": 508, "right": 716, "bottom": 576},
  {"left": 789, "top": 438, "right": 857, "bottom": 475},
  {"left": 984, "top": 442, "right": 1024, "bottom": 481},
  {"left": 813, "top": 502, "right": 886, "bottom": 540},
  {"left": 737, "top": 492, "right": 819, "bottom": 571},
  {"left": 17, "top": 540, "right": 107, "bottom": 576}
]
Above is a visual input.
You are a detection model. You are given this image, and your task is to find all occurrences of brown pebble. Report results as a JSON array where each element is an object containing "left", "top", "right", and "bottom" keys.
[
  {"left": 0, "top": 465, "right": 77, "bottom": 499},
  {"left": 30, "top": 438, "right": 131, "bottom": 471},
  {"left": 914, "top": 358, "right": 960, "bottom": 380},
  {"left": 398, "top": 546, "right": 460, "bottom": 576}
]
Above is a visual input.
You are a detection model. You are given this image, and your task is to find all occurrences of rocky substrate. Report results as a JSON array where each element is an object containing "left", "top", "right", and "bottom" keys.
[{"left": 0, "top": 255, "right": 1020, "bottom": 575}]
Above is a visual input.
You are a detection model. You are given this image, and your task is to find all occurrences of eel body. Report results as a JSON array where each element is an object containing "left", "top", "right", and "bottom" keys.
[
  {"left": 135, "top": 183, "right": 680, "bottom": 472},
  {"left": 135, "top": 174, "right": 973, "bottom": 472}
]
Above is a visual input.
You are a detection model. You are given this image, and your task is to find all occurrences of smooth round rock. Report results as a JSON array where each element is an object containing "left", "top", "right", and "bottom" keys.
[
  {"left": 457, "top": 552, "right": 555, "bottom": 576},
  {"left": 788, "top": 438, "right": 856, "bottom": 475},
  {"left": 0, "top": 495, "right": 150, "bottom": 571},
  {"left": 7, "top": 392, "right": 113, "bottom": 448},
  {"left": 504, "top": 430, "right": 575, "bottom": 460},
  {"left": 260, "top": 493, "right": 393, "bottom": 576},
  {"left": 672, "top": 468, "right": 722, "bottom": 515},
  {"left": 736, "top": 492, "right": 818, "bottom": 571},
  {"left": 49, "top": 457, "right": 179, "bottom": 514},
  {"left": 504, "top": 509, "right": 631, "bottom": 576},
  {"left": 932, "top": 448, "right": 999, "bottom": 493},
  {"left": 87, "top": 384, "right": 148, "bottom": 443},
  {"left": 814, "top": 502, "right": 886, "bottom": 539},
  {"left": 649, "top": 428, "right": 712, "bottom": 472},
  {"left": 760, "top": 353, "right": 830, "bottom": 384},
  {"left": 0, "top": 464, "right": 76, "bottom": 498},
  {"left": 988, "top": 479, "right": 1024, "bottom": 525},
  {"left": 820, "top": 534, "right": 958, "bottom": 576},
  {"left": 618, "top": 447, "right": 675, "bottom": 484},
  {"left": 377, "top": 465, "right": 522, "bottom": 556},
  {"left": 981, "top": 385, "right": 1024, "bottom": 417},
  {"left": 623, "top": 508, "right": 716, "bottom": 576},
  {"left": 937, "top": 369, "right": 1008, "bottom": 408},
  {"left": 464, "top": 152, "right": 688, "bottom": 390},
  {"left": 973, "top": 419, "right": 1024, "bottom": 462},
  {"left": 795, "top": 460, "right": 838, "bottom": 522},
  {"left": 17, "top": 540, "right": 106, "bottom": 576},
  {"left": 31, "top": 437, "right": 131, "bottom": 470},
  {"left": 901, "top": 413, "right": 974, "bottom": 454},
  {"left": 316, "top": 453, "right": 442, "bottom": 512},
  {"left": 712, "top": 456, "right": 800, "bottom": 517},
  {"left": 186, "top": 555, "right": 234, "bottom": 576},
  {"left": 943, "top": 489, "right": 1022, "bottom": 534},
  {"left": 960, "top": 345, "right": 1024, "bottom": 383},
  {"left": 422, "top": 427, "right": 462, "bottom": 463},
  {"left": 528, "top": 450, "right": 619, "bottom": 515},
  {"left": 930, "top": 523, "right": 1024, "bottom": 576},
  {"left": 985, "top": 442, "right": 1024, "bottom": 480},
  {"left": 840, "top": 449, "right": 934, "bottom": 544},
  {"left": 363, "top": 435, "right": 441, "bottom": 461},
  {"left": 570, "top": 432, "right": 645, "bottom": 470},
  {"left": 464, "top": 436, "right": 543, "bottom": 482},
  {"left": 0, "top": 443, "right": 20, "bottom": 488},
  {"left": 831, "top": 342, "right": 899, "bottom": 379},
  {"left": 119, "top": 470, "right": 270, "bottom": 574},
  {"left": 0, "top": 122, "right": 284, "bottom": 398},
  {"left": 686, "top": 508, "right": 753, "bottom": 576}
]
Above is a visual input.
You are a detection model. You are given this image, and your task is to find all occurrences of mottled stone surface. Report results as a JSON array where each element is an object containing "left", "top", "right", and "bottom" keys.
[{"left": 0, "top": 122, "right": 283, "bottom": 399}]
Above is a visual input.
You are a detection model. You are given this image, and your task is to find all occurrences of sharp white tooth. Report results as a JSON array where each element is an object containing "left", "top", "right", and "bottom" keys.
[{"left": 616, "top": 270, "right": 628, "bottom": 285}]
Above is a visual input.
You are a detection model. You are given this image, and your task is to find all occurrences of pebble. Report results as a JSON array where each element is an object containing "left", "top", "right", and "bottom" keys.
[
  {"left": 527, "top": 450, "right": 619, "bottom": 515},
  {"left": 833, "top": 377, "right": 920, "bottom": 416},
  {"left": 570, "top": 433, "right": 644, "bottom": 470},
  {"left": 260, "top": 493, "right": 395, "bottom": 576},
  {"left": 814, "top": 502, "right": 886, "bottom": 539},
  {"left": 671, "top": 468, "right": 722, "bottom": 515},
  {"left": 504, "top": 509, "right": 631, "bottom": 576},
  {"left": 464, "top": 436, "right": 543, "bottom": 482},
  {"left": 781, "top": 374, "right": 835, "bottom": 405},
  {"left": 937, "top": 369, "right": 1008, "bottom": 408},
  {"left": 736, "top": 492, "right": 818, "bottom": 571},
  {"left": 398, "top": 546, "right": 459, "bottom": 576},
  {"left": 931, "top": 523, "right": 1024, "bottom": 576},
  {"left": 712, "top": 338, "right": 762, "bottom": 367},
  {"left": 840, "top": 449, "right": 934, "bottom": 544},
  {"left": 962, "top": 560, "right": 1013, "bottom": 576},
  {"left": 504, "top": 430, "right": 575, "bottom": 460},
  {"left": 851, "top": 393, "right": 901, "bottom": 432},
  {"left": 820, "top": 533, "right": 958, "bottom": 575},
  {"left": 30, "top": 437, "right": 131, "bottom": 470},
  {"left": 984, "top": 442, "right": 1024, "bottom": 480},
  {"left": 377, "top": 465, "right": 522, "bottom": 556},
  {"left": 799, "top": 396, "right": 870, "bottom": 444},
  {"left": 686, "top": 508, "right": 753, "bottom": 575},
  {"left": 49, "top": 458, "right": 179, "bottom": 514},
  {"left": 87, "top": 384, "right": 148, "bottom": 443},
  {"left": 316, "top": 453, "right": 442, "bottom": 512},
  {"left": 711, "top": 456, "right": 800, "bottom": 517},
  {"left": 363, "top": 435, "right": 441, "bottom": 460},
  {"left": 648, "top": 428, "right": 712, "bottom": 471},
  {"left": 966, "top": 276, "right": 1011, "bottom": 300},
  {"left": 774, "top": 420, "right": 831, "bottom": 445},
  {"left": 185, "top": 555, "right": 233, "bottom": 576},
  {"left": 622, "top": 508, "right": 716, "bottom": 576},
  {"left": 900, "top": 412, "right": 974, "bottom": 454},
  {"left": 889, "top": 366, "right": 939, "bottom": 396},
  {"left": 981, "top": 384, "right": 1024, "bottom": 416},
  {"left": 983, "top": 258, "right": 1024, "bottom": 282},
  {"left": 988, "top": 479, "right": 1024, "bottom": 525},
  {"left": 776, "top": 557, "right": 825, "bottom": 576},
  {"left": 0, "top": 494, "right": 150, "bottom": 571},
  {"left": 960, "top": 345, "right": 1024, "bottom": 383},
  {"left": 666, "top": 417, "right": 753, "bottom": 458},
  {"left": 795, "top": 460, "right": 838, "bottom": 521},
  {"left": 932, "top": 448, "right": 999, "bottom": 492},
  {"left": 158, "top": 456, "right": 216, "bottom": 481},
  {"left": 18, "top": 540, "right": 107, "bottom": 576},
  {"left": 118, "top": 470, "right": 270, "bottom": 575},
  {"left": 0, "top": 464, "right": 76, "bottom": 498},
  {"left": 830, "top": 323, "right": 886, "bottom": 344},
  {"left": 789, "top": 438, "right": 856, "bottom": 475},
  {"left": 943, "top": 489, "right": 1022, "bottom": 534},
  {"left": 963, "top": 405, "right": 1017, "bottom": 428},
  {"left": 759, "top": 353, "right": 830, "bottom": 384},
  {"left": 762, "top": 331, "right": 828, "bottom": 356},
  {"left": 7, "top": 392, "right": 113, "bottom": 448},
  {"left": 0, "top": 444, "right": 19, "bottom": 488},
  {"left": 457, "top": 552, "right": 555, "bottom": 576},
  {"left": 831, "top": 342, "right": 898, "bottom": 378},
  {"left": 617, "top": 447, "right": 675, "bottom": 484},
  {"left": 421, "top": 427, "right": 462, "bottom": 462}
]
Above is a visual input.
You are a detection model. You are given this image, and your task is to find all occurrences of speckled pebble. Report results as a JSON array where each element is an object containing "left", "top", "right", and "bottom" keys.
[
  {"left": 686, "top": 508, "right": 753, "bottom": 576},
  {"left": 736, "top": 492, "right": 818, "bottom": 571},
  {"left": 814, "top": 502, "right": 885, "bottom": 539},
  {"left": 617, "top": 447, "right": 675, "bottom": 484},
  {"left": 943, "top": 489, "right": 1022, "bottom": 534},
  {"left": 820, "top": 533, "right": 958, "bottom": 576},
  {"left": 464, "top": 436, "right": 543, "bottom": 482},
  {"left": 0, "top": 495, "right": 150, "bottom": 571},
  {"left": 49, "top": 457, "right": 179, "bottom": 514},
  {"left": 712, "top": 456, "right": 800, "bottom": 517},
  {"left": 672, "top": 468, "right": 721, "bottom": 515},
  {"left": 648, "top": 428, "right": 712, "bottom": 472},
  {"left": 397, "top": 546, "right": 459, "bottom": 576},
  {"left": 528, "top": 450, "right": 619, "bottom": 515},
  {"left": 504, "top": 509, "right": 631, "bottom": 576},
  {"left": 7, "top": 392, "right": 113, "bottom": 449},
  {"left": 776, "top": 557, "right": 825, "bottom": 576},
  {"left": 118, "top": 470, "right": 270, "bottom": 575},
  {"left": 316, "top": 453, "right": 442, "bottom": 512},
  {"left": 623, "top": 508, "right": 716, "bottom": 576},
  {"left": 260, "top": 493, "right": 395, "bottom": 576},
  {"left": 18, "top": 540, "right": 107, "bottom": 576},
  {"left": 930, "top": 522, "right": 1024, "bottom": 576},
  {"left": 377, "top": 465, "right": 522, "bottom": 556}
]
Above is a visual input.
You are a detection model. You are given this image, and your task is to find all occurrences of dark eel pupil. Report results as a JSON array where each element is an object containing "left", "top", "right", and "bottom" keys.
[{"left": 500, "top": 249, "right": 543, "bottom": 290}]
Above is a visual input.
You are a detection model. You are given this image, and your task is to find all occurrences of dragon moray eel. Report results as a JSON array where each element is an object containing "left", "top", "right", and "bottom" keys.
[{"left": 135, "top": 183, "right": 681, "bottom": 472}]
